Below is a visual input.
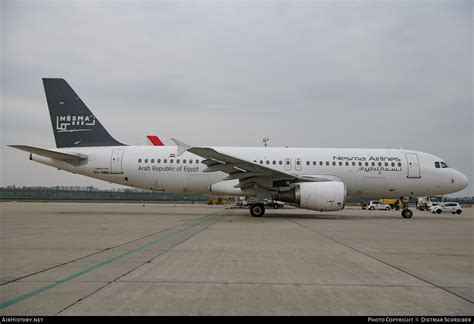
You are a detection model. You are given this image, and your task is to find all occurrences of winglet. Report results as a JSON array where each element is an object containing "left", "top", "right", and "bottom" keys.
[{"left": 171, "top": 138, "right": 191, "bottom": 156}]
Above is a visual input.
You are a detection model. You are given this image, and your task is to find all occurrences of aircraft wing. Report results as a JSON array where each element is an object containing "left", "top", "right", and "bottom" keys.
[{"left": 172, "top": 139, "right": 335, "bottom": 191}]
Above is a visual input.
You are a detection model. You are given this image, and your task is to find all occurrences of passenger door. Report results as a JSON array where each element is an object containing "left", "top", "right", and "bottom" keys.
[
  {"left": 110, "top": 149, "right": 124, "bottom": 174},
  {"left": 405, "top": 153, "right": 421, "bottom": 178}
]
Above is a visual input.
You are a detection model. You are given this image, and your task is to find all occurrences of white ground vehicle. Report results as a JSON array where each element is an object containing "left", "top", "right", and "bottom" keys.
[
  {"left": 367, "top": 201, "right": 391, "bottom": 210},
  {"left": 430, "top": 202, "right": 463, "bottom": 215},
  {"left": 264, "top": 199, "right": 285, "bottom": 209},
  {"left": 417, "top": 196, "right": 444, "bottom": 211}
]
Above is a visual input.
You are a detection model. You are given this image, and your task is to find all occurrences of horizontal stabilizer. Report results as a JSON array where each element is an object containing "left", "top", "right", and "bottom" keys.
[{"left": 8, "top": 145, "right": 87, "bottom": 162}]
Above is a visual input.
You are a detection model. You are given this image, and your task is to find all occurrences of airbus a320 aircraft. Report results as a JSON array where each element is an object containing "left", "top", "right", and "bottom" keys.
[{"left": 9, "top": 79, "right": 469, "bottom": 218}]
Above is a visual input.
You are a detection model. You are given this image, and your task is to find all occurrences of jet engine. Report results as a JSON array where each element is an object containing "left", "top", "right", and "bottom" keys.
[{"left": 276, "top": 181, "right": 346, "bottom": 211}]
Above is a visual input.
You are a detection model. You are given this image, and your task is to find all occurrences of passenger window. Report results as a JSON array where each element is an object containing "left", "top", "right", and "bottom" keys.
[
  {"left": 332, "top": 161, "right": 336, "bottom": 166},
  {"left": 196, "top": 159, "right": 199, "bottom": 164},
  {"left": 339, "top": 162, "right": 343, "bottom": 166},
  {"left": 260, "top": 160, "right": 263, "bottom": 164},
  {"left": 151, "top": 159, "right": 155, "bottom": 163},
  {"left": 164, "top": 159, "right": 167, "bottom": 163},
  {"left": 358, "top": 162, "right": 362, "bottom": 166},
  {"left": 157, "top": 159, "right": 161, "bottom": 163},
  {"left": 279, "top": 161, "right": 283, "bottom": 165},
  {"left": 296, "top": 160, "right": 301, "bottom": 165},
  {"left": 177, "top": 159, "right": 180, "bottom": 164},
  {"left": 306, "top": 161, "right": 310, "bottom": 166},
  {"left": 183, "top": 159, "right": 186, "bottom": 164},
  {"left": 286, "top": 160, "right": 290, "bottom": 165},
  {"left": 378, "top": 162, "right": 382, "bottom": 167},
  {"left": 391, "top": 162, "right": 395, "bottom": 167},
  {"left": 435, "top": 162, "right": 440, "bottom": 168},
  {"left": 273, "top": 160, "right": 276, "bottom": 165},
  {"left": 398, "top": 162, "right": 402, "bottom": 167},
  {"left": 352, "top": 162, "right": 355, "bottom": 166},
  {"left": 170, "top": 159, "right": 174, "bottom": 163},
  {"left": 144, "top": 159, "right": 148, "bottom": 163},
  {"left": 346, "top": 162, "right": 349, "bottom": 166},
  {"left": 189, "top": 159, "right": 193, "bottom": 164},
  {"left": 319, "top": 161, "right": 323, "bottom": 166},
  {"left": 371, "top": 162, "right": 375, "bottom": 166},
  {"left": 313, "top": 161, "right": 317, "bottom": 166},
  {"left": 138, "top": 159, "right": 142, "bottom": 163},
  {"left": 266, "top": 160, "right": 270, "bottom": 165},
  {"left": 365, "top": 162, "right": 369, "bottom": 166},
  {"left": 326, "top": 161, "right": 329, "bottom": 166},
  {"left": 385, "top": 162, "right": 388, "bottom": 167}
]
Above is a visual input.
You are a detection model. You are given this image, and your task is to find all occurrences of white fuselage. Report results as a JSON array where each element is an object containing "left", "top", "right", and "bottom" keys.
[{"left": 30, "top": 146, "right": 468, "bottom": 199}]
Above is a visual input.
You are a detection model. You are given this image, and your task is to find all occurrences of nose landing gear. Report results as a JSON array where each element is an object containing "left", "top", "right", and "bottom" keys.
[
  {"left": 400, "top": 197, "right": 413, "bottom": 219},
  {"left": 401, "top": 209, "right": 413, "bottom": 218}
]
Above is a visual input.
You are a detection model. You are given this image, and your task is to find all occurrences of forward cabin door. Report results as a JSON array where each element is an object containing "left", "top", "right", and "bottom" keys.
[
  {"left": 110, "top": 149, "right": 124, "bottom": 174},
  {"left": 405, "top": 153, "right": 421, "bottom": 178}
]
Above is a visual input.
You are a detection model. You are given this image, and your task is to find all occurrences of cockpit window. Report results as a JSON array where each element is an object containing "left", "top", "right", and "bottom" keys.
[
  {"left": 434, "top": 162, "right": 440, "bottom": 168},
  {"left": 440, "top": 162, "right": 448, "bottom": 168}
]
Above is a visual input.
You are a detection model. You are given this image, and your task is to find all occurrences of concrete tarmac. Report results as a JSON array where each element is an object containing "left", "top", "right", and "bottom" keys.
[{"left": 0, "top": 202, "right": 472, "bottom": 315}]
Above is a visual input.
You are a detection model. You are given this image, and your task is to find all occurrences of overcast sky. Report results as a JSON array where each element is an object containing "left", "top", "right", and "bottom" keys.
[{"left": 1, "top": 0, "right": 472, "bottom": 196}]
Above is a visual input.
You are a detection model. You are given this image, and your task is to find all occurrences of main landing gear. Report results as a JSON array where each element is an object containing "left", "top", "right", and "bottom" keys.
[{"left": 250, "top": 204, "right": 265, "bottom": 217}]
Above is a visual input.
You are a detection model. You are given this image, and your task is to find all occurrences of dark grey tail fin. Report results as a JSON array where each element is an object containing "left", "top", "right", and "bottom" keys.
[{"left": 43, "top": 78, "right": 125, "bottom": 148}]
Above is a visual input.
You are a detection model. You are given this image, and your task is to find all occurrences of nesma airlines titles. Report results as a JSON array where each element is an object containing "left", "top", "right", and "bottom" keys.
[{"left": 9, "top": 79, "right": 469, "bottom": 218}]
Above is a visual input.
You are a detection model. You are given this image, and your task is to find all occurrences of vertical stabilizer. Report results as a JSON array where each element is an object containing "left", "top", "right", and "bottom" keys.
[{"left": 42, "top": 78, "right": 125, "bottom": 148}]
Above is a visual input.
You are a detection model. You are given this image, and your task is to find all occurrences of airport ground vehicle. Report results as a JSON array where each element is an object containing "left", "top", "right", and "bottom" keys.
[
  {"left": 429, "top": 202, "right": 463, "bottom": 214},
  {"left": 264, "top": 199, "right": 285, "bottom": 209},
  {"left": 417, "top": 196, "right": 445, "bottom": 211},
  {"left": 367, "top": 201, "right": 391, "bottom": 210},
  {"left": 9, "top": 79, "right": 469, "bottom": 219},
  {"left": 379, "top": 199, "right": 401, "bottom": 210}
]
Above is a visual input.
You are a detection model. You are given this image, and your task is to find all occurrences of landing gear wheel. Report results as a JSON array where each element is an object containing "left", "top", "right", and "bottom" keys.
[
  {"left": 250, "top": 204, "right": 265, "bottom": 217},
  {"left": 401, "top": 209, "right": 413, "bottom": 219},
  {"left": 273, "top": 203, "right": 280, "bottom": 209}
]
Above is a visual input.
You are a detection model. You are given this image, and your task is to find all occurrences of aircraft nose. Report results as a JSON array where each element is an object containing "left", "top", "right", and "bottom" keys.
[{"left": 455, "top": 171, "right": 469, "bottom": 190}]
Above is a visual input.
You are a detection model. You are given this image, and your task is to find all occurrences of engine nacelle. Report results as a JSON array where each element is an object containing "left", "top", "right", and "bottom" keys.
[{"left": 277, "top": 182, "right": 346, "bottom": 211}]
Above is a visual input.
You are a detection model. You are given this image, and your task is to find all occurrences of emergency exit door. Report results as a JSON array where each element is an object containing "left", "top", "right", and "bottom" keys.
[
  {"left": 295, "top": 158, "right": 302, "bottom": 171},
  {"left": 110, "top": 149, "right": 124, "bottom": 174},
  {"left": 285, "top": 158, "right": 292, "bottom": 171}
]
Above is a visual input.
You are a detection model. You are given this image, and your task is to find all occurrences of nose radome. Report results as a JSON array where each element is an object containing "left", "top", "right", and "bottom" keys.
[{"left": 456, "top": 171, "right": 469, "bottom": 190}]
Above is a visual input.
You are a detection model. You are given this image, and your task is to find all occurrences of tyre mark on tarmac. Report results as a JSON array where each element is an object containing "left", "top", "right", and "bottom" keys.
[
  {"left": 55, "top": 213, "right": 223, "bottom": 315},
  {"left": 287, "top": 218, "right": 473, "bottom": 304},
  {"left": 0, "top": 213, "right": 223, "bottom": 310},
  {"left": 0, "top": 221, "right": 188, "bottom": 286}
]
